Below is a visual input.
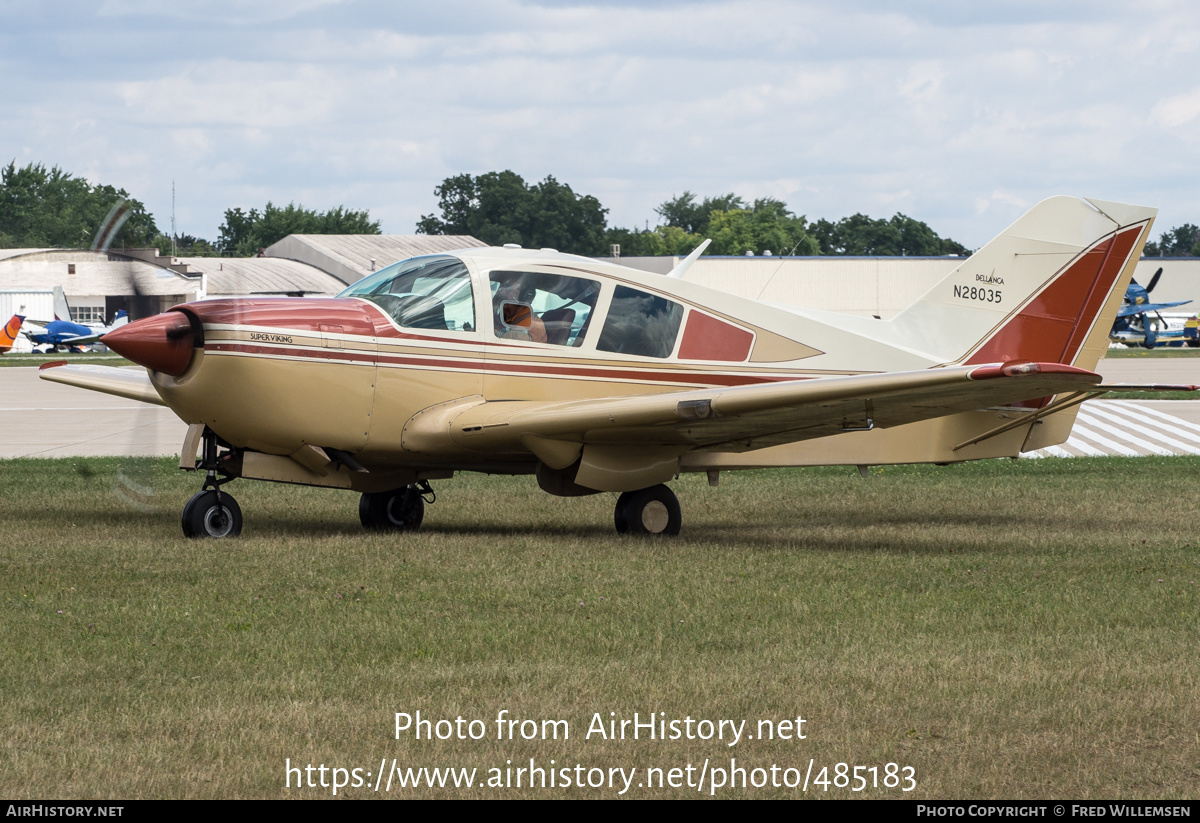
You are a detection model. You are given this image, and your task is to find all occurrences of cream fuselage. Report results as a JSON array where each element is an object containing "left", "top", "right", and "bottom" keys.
[{"left": 150, "top": 249, "right": 860, "bottom": 475}]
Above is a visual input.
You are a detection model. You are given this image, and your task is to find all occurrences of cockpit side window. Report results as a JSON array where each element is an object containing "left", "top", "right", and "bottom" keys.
[
  {"left": 339, "top": 255, "right": 475, "bottom": 332},
  {"left": 596, "top": 286, "right": 684, "bottom": 359},
  {"left": 489, "top": 271, "right": 600, "bottom": 346}
]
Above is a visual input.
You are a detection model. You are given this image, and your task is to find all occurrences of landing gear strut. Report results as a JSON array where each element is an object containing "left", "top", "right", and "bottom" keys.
[
  {"left": 359, "top": 481, "right": 433, "bottom": 532},
  {"left": 181, "top": 427, "right": 242, "bottom": 538},
  {"left": 614, "top": 484, "right": 681, "bottom": 536}
]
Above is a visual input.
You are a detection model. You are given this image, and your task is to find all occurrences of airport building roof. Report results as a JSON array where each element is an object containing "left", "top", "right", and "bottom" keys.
[
  {"left": 0, "top": 236, "right": 486, "bottom": 305},
  {"left": 264, "top": 234, "right": 487, "bottom": 286},
  {"left": 175, "top": 256, "right": 347, "bottom": 297},
  {"left": 0, "top": 249, "right": 193, "bottom": 298}
]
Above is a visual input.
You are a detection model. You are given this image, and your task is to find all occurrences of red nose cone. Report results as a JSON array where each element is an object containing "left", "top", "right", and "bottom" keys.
[{"left": 102, "top": 311, "right": 195, "bottom": 376}]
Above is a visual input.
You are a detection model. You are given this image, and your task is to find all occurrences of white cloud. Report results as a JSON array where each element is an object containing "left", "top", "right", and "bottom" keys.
[
  {"left": 2, "top": 1, "right": 1200, "bottom": 247},
  {"left": 1151, "top": 89, "right": 1200, "bottom": 128}
]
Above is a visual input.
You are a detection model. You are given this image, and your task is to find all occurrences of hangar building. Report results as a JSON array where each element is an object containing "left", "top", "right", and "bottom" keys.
[{"left": 0, "top": 235, "right": 483, "bottom": 351}]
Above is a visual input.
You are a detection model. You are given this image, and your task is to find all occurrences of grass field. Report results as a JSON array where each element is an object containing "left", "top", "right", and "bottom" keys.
[{"left": 3, "top": 456, "right": 1198, "bottom": 799}]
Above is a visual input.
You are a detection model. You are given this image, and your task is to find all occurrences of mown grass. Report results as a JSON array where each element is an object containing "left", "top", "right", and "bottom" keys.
[{"left": 2, "top": 457, "right": 1198, "bottom": 799}]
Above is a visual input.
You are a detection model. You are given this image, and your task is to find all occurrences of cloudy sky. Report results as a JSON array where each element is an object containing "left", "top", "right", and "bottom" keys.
[{"left": 3, "top": 0, "right": 1199, "bottom": 249}]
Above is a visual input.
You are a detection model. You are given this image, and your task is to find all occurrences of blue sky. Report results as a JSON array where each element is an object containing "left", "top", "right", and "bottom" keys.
[{"left": 3, "top": 0, "right": 1199, "bottom": 249}]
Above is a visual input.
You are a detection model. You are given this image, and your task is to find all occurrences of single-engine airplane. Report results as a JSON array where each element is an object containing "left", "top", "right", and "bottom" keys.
[
  {"left": 40, "top": 196, "right": 1194, "bottom": 538},
  {"left": 23, "top": 287, "right": 129, "bottom": 352},
  {"left": 1109, "top": 267, "right": 1195, "bottom": 348}
]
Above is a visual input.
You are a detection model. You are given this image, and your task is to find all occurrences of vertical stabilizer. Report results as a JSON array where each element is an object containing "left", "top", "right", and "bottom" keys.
[
  {"left": 53, "top": 285, "right": 72, "bottom": 323},
  {"left": 0, "top": 314, "right": 23, "bottom": 352},
  {"left": 887, "top": 196, "right": 1155, "bottom": 370}
]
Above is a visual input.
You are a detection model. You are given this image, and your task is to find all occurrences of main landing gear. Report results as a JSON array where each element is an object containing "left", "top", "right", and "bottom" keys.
[
  {"left": 359, "top": 481, "right": 434, "bottom": 532},
  {"left": 614, "top": 484, "right": 681, "bottom": 536},
  {"left": 181, "top": 427, "right": 242, "bottom": 538}
]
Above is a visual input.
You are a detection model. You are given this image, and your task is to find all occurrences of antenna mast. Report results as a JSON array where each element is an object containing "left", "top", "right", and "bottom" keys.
[{"left": 171, "top": 179, "right": 176, "bottom": 257}]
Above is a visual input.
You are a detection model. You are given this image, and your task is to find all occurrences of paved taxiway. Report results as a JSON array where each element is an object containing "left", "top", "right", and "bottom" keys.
[
  {"left": 0, "top": 367, "right": 188, "bottom": 458},
  {"left": 0, "top": 358, "right": 1197, "bottom": 459}
]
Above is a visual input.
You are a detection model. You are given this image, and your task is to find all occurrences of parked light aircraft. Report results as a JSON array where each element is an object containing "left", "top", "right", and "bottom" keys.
[
  {"left": 1109, "top": 268, "right": 1196, "bottom": 347},
  {"left": 40, "top": 197, "right": 1192, "bottom": 538},
  {"left": 0, "top": 314, "right": 24, "bottom": 354},
  {"left": 23, "top": 286, "right": 129, "bottom": 352}
]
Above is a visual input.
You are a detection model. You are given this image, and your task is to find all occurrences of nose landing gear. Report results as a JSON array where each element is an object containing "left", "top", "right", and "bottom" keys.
[
  {"left": 181, "top": 489, "right": 242, "bottom": 538},
  {"left": 181, "top": 426, "right": 242, "bottom": 538}
]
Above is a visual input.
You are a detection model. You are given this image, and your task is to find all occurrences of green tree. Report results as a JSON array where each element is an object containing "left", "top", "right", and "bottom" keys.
[
  {"left": 1143, "top": 224, "right": 1200, "bottom": 257},
  {"left": 811, "top": 213, "right": 968, "bottom": 256},
  {"left": 704, "top": 198, "right": 820, "bottom": 256},
  {"left": 0, "top": 161, "right": 158, "bottom": 249},
  {"left": 654, "top": 191, "right": 746, "bottom": 236},
  {"left": 621, "top": 194, "right": 817, "bottom": 257},
  {"left": 218, "top": 201, "right": 381, "bottom": 256},
  {"left": 153, "top": 233, "right": 218, "bottom": 257},
  {"left": 417, "top": 171, "right": 609, "bottom": 255}
]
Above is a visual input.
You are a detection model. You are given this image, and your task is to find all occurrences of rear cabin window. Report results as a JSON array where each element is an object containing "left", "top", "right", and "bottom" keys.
[
  {"left": 597, "top": 286, "right": 684, "bottom": 359},
  {"left": 339, "top": 255, "right": 475, "bottom": 332},
  {"left": 490, "top": 271, "right": 600, "bottom": 346}
]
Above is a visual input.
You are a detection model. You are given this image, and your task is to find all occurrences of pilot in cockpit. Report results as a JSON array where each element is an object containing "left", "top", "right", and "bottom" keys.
[{"left": 493, "top": 279, "right": 547, "bottom": 343}]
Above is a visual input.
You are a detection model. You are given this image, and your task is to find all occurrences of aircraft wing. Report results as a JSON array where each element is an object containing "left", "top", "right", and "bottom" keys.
[
  {"left": 413, "top": 361, "right": 1103, "bottom": 456},
  {"left": 1116, "top": 300, "right": 1192, "bottom": 318},
  {"left": 38, "top": 363, "right": 165, "bottom": 406},
  {"left": 53, "top": 332, "right": 104, "bottom": 346}
]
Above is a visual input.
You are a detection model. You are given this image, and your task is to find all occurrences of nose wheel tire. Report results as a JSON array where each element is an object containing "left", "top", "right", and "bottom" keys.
[
  {"left": 360, "top": 486, "right": 425, "bottom": 532},
  {"left": 181, "top": 490, "right": 243, "bottom": 538},
  {"left": 614, "top": 484, "right": 681, "bottom": 536}
]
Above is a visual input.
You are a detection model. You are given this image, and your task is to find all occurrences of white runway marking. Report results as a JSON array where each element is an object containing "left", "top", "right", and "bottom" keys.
[{"left": 1028, "top": 401, "right": 1200, "bottom": 458}]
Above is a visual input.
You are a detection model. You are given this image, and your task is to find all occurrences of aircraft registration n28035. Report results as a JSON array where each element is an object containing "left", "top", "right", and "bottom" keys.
[{"left": 41, "top": 196, "right": 1195, "bottom": 537}]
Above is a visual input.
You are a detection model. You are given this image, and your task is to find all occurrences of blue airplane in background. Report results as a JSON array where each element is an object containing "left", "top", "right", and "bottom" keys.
[
  {"left": 1110, "top": 267, "right": 1197, "bottom": 348},
  {"left": 22, "top": 286, "right": 129, "bottom": 352}
]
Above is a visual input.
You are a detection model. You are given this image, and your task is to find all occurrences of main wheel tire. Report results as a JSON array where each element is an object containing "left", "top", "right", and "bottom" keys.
[
  {"left": 359, "top": 486, "right": 425, "bottom": 532},
  {"left": 181, "top": 490, "right": 243, "bottom": 538},
  {"left": 613, "top": 484, "right": 681, "bottom": 536}
]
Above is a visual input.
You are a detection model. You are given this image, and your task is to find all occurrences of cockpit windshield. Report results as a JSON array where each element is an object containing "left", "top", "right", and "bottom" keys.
[{"left": 339, "top": 255, "right": 475, "bottom": 332}]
